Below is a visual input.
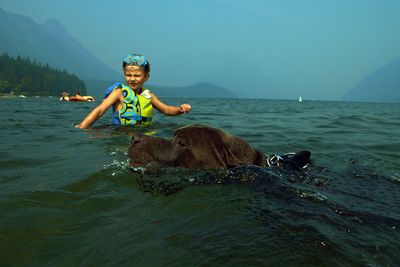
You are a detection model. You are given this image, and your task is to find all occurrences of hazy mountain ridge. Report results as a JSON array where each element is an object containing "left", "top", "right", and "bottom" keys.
[
  {"left": 0, "top": 7, "right": 119, "bottom": 81},
  {"left": 151, "top": 82, "right": 236, "bottom": 98},
  {"left": 342, "top": 57, "right": 400, "bottom": 103}
]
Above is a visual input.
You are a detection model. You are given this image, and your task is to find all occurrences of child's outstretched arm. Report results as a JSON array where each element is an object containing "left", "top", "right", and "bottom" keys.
[
  {"left": 76, "top": 89, "right": 122, "bottom": 129},
  {"left": 151, "top": 93, "right": 192, "bottom": 116}
]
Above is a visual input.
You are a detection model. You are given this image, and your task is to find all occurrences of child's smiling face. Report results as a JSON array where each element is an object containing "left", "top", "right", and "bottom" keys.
[{"left": 124, "top": 65, "right": 149, "bottom": 93}]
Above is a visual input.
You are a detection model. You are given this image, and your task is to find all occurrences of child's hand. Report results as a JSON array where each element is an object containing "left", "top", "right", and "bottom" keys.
[{"left": 179, "top": 104, "right": 192, "bottom": 113}]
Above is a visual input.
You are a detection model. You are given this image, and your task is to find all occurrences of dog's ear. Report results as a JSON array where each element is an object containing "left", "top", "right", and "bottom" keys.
[
  {"left": 223, "top": 149, "right": 264, "bottom": 168},
  {"left": 220, "top": 135, "right": 262, "bottom": 168},
  {"left": 221, "top": 146, "right": 245, "bottom": 168}
]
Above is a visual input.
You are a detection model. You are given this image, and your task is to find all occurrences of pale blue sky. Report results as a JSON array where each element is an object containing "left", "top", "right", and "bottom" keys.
[{"left": 1, "top": 0, "right": 400, "bottom": 100}]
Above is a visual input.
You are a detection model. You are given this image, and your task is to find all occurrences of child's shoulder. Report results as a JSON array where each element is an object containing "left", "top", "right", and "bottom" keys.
[{"left": 104, "top": 82, "right": 123, "bottom": 98}]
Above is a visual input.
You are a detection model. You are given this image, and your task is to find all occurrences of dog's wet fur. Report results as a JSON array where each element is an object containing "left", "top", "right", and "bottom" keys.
[{"left": 128, "top": 124, "right": 310, "bottom": 171}]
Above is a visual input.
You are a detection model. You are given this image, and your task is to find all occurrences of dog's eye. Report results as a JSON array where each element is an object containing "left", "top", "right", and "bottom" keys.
[
  {"left": 174, "top": 138, "right": 188, "bottom": 147},
  {"left": 177, "top": 140, "right": 186, "bottom": 147}
]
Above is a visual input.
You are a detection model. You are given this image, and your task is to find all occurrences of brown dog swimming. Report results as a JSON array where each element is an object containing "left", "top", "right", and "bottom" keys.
[{"left": 128, "top": 124, "right": 310, "bottom": 170}]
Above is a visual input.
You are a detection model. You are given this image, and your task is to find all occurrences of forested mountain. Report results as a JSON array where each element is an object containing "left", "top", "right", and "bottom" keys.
[
  {"left": 0, "top": 53, "right": 86, "bottom": 96},
  {"left": 0, "top": 6, "right": 119, "bottom": 81}
]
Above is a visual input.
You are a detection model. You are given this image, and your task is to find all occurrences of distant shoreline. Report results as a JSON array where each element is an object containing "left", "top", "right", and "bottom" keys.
[{"left": 0, "top": 93, "right": 18, "bottom": 98}]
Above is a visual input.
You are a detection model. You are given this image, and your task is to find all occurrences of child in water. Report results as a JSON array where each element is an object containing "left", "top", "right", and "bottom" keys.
[{"left": 76, "top": 53, "right": 192, "bottom": 129}]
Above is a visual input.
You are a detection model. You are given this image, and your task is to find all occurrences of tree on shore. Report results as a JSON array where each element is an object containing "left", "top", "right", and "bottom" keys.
[{"left": 0, "top": 53, "right": 87, "bottom": 96}]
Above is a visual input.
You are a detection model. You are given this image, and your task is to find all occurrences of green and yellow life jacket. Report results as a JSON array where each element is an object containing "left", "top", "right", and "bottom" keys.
[{"left": 105, "top": 83, "right": 153, "bottom": 126}]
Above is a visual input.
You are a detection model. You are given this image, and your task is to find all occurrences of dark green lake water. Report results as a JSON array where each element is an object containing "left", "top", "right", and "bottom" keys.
[{"left": 1, "top": 97, "right": 399, "bottom": 266}]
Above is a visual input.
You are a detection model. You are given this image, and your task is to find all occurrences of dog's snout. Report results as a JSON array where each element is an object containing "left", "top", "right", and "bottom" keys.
[{"left": 132, "top": 134, "right": 143, "bottom": 144}]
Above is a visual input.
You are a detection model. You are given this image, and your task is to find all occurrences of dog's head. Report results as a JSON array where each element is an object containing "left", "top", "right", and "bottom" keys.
[{"left": 128, "top": 124, "right": 264, "bottom": 169}]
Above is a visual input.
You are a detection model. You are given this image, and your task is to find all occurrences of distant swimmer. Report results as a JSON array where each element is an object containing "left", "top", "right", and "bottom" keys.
[{"left": 60, "top": 92, "right": 95, "bottom": 102}]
